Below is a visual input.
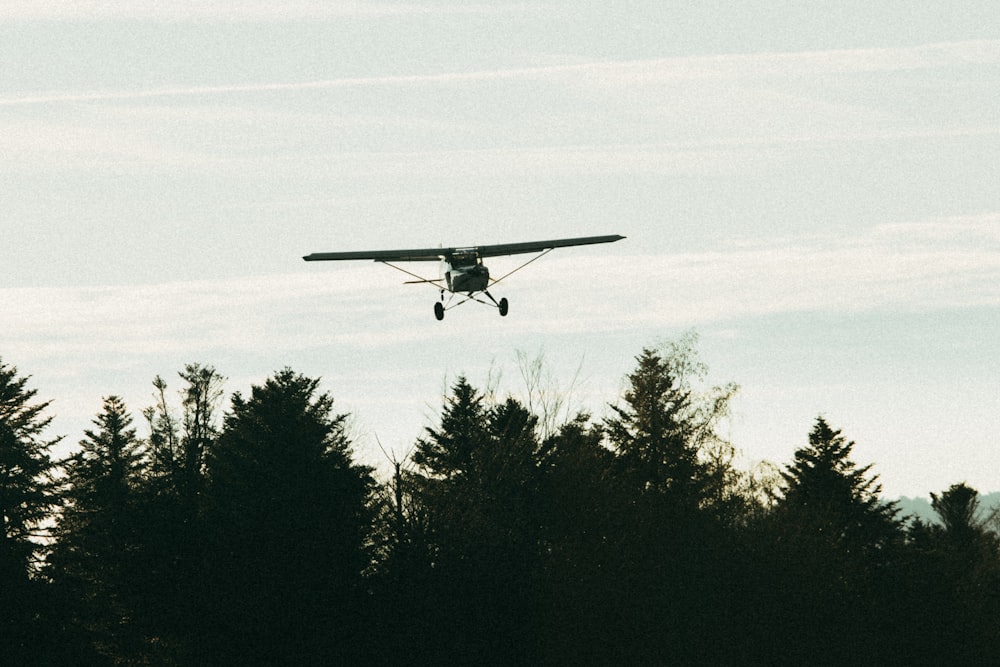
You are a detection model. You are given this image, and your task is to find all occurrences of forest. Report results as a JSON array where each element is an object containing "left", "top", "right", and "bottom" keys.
[{"left": 2, "top": 337, "right": 999, "bottom": 666}]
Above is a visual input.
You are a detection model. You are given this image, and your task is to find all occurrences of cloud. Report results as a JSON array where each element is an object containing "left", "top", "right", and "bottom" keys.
[
  {"left": 0, "top": 1, "right": 521, "bottom": 22},
  {"left": 506, "top": 214, "right": 1000, "bottom": 334},
  {"left": 4, "top": 38, "right": 996, "bottom": 188},
  {"left": 4, "top": 39, "right": 997, "bottom": 106},
  {"left": 5, "top": 214, "right": 997, "bottom": 358}
]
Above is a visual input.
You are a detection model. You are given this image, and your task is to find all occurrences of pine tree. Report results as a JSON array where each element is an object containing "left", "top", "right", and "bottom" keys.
[
  {"left": 780, "top": 416, "right": 899, "bottom": 552},
  {"left": 599, "top": 341, "right": 743, "bottom": 663},
  {"left": 202, "top": 368, "right": 375, "bottom": 664},
  {"left": 759, "top": 417, "right": 904, "bottom": 663},
  {"left": 0, "top": 359, "right": 67, "bottom": 665},
  {"left": 52, "top": 396, "right": 147, "bottom": 661},
  {"left": 903, "top": 483, "right": 1000, "bottom": 663},
  {"left": 604, "top": 336, "right": 738, "bottom": 514},
  {"left": 0, "top": 359, "right": 61, "bottom": 580},
  {"left": 412, "top": 376, "right": 488, "bottom": 479},
  {"left": 405, "top": 378, "right": 550, "bottom": 663}
]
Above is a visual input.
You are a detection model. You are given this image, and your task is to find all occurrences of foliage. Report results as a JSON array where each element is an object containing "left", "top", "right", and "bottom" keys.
[
  {"left": 50, "top": 396, "right": 148, "bottom": 662},
  {"left": 4, "top": 338, "right": 1000, "bottom": 664},
  {"left": 200, "top": 368, "right": 375, "bottom": 664},
  {"left": 604, "top": 334, "right": 740, "bottom": 519},
  {"left": 0, "top": 359, "right": 71, "bottom": 665},
  {"left": 0, "top": 359, "right": 62, "bottom": 579}
]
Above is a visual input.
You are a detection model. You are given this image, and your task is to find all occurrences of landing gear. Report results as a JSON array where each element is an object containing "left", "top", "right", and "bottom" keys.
[
  {"left": 434, "top": 292, "right": 508, "bottom": 319},
  {"left": 483, "top": 291, "right": 509, "bottom": 317}
]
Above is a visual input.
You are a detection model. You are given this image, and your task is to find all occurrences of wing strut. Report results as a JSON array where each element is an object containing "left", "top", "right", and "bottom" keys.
[
  {"left": 488, "top": 248, "right": 554, "bottom": 286},
  {"left": 380, "top": 261, "right": 444, "bottom": 288}
]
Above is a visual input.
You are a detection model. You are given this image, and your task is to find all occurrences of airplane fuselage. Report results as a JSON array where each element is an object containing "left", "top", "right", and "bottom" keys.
[{"left": 442, "top": 253, "right": 490, "bottom": 294}]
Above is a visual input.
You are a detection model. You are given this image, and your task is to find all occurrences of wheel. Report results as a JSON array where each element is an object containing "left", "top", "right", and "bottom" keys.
[
  {"left": 498, "top": 297, "right": 509, "bottom": 317},
  {"left": 434, "top": 302, "right": 445, "bottom": 321}
]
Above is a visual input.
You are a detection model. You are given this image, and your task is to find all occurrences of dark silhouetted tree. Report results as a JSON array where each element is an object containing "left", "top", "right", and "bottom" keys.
[
  {"left": 400, "top": 378, "right": 550, "bottom": 663},
  {"left": 597, "top": 337, "right": 744, "bottom": 663},
  {"left": 128, "top": 365, "right": 225, "bottom": 661},
  {"left": 780, "top": 417, "right": 900, "bottom": 551},
  {"left": 931, "top": 482, "right": 987, "bottom": 542},
  {"left": 201, "top": 368, "right": 375, "bottom": 664},
  {"left": 143, "top": 364, "right": 224, "bottom": 504},
  {"left": 604, "top": 334, "right": 739, "bottom": 517},
  {"left": 51, "top": 396, "right": 148, "bottom": 662},
  {"left": 0, "top": 360, "right": 61, "bottom": 580},
  {"left": 412, "top": 376, "right": 488, "bottom": 479},
  {"left": 748, "top": 417, "right": 904, "bottom": 664},
  {"left": 903, "top": 483, "right": 1000, "bottom": 664},
  {"left": 0, "top": 359, "right": 101, "bottom": 665}
]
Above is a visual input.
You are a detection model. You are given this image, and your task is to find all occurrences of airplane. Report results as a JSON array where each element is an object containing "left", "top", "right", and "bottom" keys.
[{"left": 303, "top": 234, "right": 624, "bottom": 320}]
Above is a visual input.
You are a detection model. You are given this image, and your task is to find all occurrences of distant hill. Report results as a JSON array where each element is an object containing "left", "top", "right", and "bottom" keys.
[{"left": 895, "top": 492, "right": 1000, "bottom": 526}]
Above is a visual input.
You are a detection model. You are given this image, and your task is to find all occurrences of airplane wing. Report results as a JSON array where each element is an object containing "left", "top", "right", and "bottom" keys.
[
  {"left": 303, "top": 247, "right": 447, "bottom": 262},
  {"left": 303, "top": 234, "right": 624, "bottom": 262},
  {"left": 473, "top": 234, "right": 624, "bottom": 258}
]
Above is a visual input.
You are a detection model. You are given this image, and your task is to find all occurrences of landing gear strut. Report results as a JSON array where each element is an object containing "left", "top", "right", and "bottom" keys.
[
  {"left": 484, "top": 291, "right": 509, "bottom": 317},
  {"left": 432, "top": 292, "right": 509, "bottom": 320}
]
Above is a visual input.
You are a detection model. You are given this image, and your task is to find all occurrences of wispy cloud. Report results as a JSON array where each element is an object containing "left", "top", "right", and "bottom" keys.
[
  {"left": 3, "top": 40, "right": 997, "bottom": 107},
  {"left": 509, "top": 214, "right": 1000, "bottom": 334},
  {"left": 0, "top": 1, "right": 522, "bottom": 22},
  {"left": 5, "top": 214, "right": 997, "bottom": 356}
]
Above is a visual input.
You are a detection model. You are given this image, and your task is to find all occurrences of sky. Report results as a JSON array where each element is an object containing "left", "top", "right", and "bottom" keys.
[{"left": 2, "top": 1, "right": 999, "bottom": 498}]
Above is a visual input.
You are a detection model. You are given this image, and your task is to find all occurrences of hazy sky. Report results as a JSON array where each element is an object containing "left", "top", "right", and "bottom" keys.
[{"left": 3, "top": 2, "right": 999, "bottom": 497}]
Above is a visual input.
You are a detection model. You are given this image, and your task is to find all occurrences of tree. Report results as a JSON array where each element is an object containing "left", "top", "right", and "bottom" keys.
[
  {"left": 753, "top": 417, "right": 904, "bottom": 664},
  {"left": 142, "top": 363, "right": 224, "bottom": 504},
  {"left": 411, "top": 376, "right": 488, "bottom": 479},
  {"left": 604, "top": 334, "right": 739, "bottom": 515},
  {"left": 903, "top": 483, "right": 1000, "bottom": 663},
  {"left": 131, "top": 365, "right": 225, "bottom": 661},
  {"left": 779, "top": 416, "right": 900, "bottom": 551},
  {"left": 0, "top": 359, "right": 88, "bottom": 665},
  {"left": 201, "top": 368, "right": 375, "bottom": 664},
  {"left": 52, "top": 396, "right": 147, "bottom": 661},
  {"left": 0, "top": 359, "right": 61, "bottom": 580},
  {"left": 401, "top": 378, "right": 550, "bottom": 664},
  {"left": 931, "top": 482, "right": 988, "bottom": 543},
  {"left": 142, "top": 374, "right": 180, "bottom": 487}
]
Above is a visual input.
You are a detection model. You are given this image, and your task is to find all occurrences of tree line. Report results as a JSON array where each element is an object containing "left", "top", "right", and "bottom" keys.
[{"left": 2, "top": 337, "right": 999, "bottom": 665}]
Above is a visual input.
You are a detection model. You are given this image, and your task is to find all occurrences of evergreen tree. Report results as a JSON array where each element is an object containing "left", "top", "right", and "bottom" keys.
[
  {"left": 52, "top": 396, "right": 147, "bottom": 661},
  {"left": 780, "top": 416, "right": 900, "bottom": 552},
  {"left": 604, "top": 335, "right": 738, "bottom": 514},
  {"left": 931, "top": 482, "right": 988, "bottom": 543},
  {"left": 590, "top": 337, "right": 741, "bottom": 662},
  {"left": 0, "top": 359, "right": 61, "bottom": 580},
  {"left": 903, "top": 483, "right": 1000, "bottom": 664},
  {"left": 404, "top": 378, "right": 548, "bottom": 664},
  {"left": 411, "top": 376, "right": 488, "bottom": 479},
  {"left": 201, "top": 368, "right": 375, "bottom": 664},
  {"left": 0, "top": 359, "right": 83, "bottom": 665},
  {"left": 751, "top": 417, "right": 904, "bottom": 664},
  {"left": 534, "top": 413, "right": 626, "bottom": 664}
]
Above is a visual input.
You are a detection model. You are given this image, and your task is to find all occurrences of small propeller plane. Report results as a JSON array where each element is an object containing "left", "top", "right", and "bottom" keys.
[{"left": 303, "top": 234, "right": 624, "bottom": 320}]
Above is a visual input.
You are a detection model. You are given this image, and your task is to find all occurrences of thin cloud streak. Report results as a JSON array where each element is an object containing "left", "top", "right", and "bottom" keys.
[
  {"left": 0, "top": 1, "right": 522, "bottom": 21},
  {"left": 3, "top": 40, "right": 996, "bottom": 107}
]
